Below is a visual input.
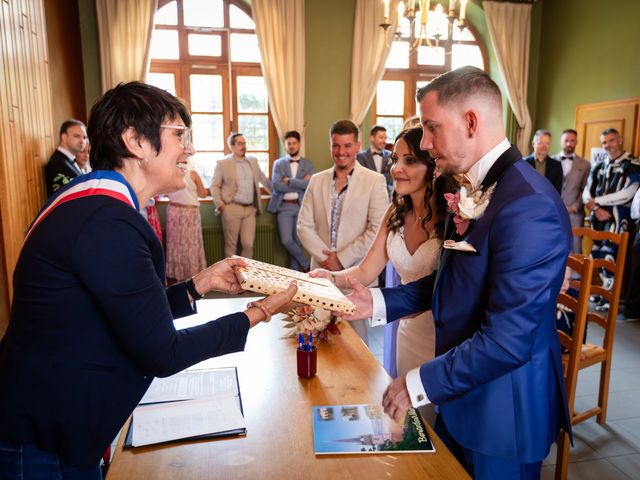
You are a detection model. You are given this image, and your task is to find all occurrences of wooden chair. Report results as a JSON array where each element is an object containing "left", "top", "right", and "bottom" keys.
[
  {"left": 555, "top": 254, "right": 594, "bottom": 480},
  {"left": 570, "top": 227, "right": 629, "bottom": 425}
]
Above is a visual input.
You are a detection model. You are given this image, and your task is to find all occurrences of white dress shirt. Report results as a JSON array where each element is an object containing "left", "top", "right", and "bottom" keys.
[
  {"left": 372, "top": 148, "right": 383, "bottom": 173},
  {"left": 283, "top": 155, "right": 301, "bottom": 201},
  {"left": 559, "top": 153, "right": 574, "bottom": 177},
  {"left": 370, "top": 138, "right": 511, "bottom": 408}
]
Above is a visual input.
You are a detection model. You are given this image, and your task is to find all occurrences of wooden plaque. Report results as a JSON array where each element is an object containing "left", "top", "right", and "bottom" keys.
[{"left": 232, "top": 256, "right": 356, "bottom": 315}]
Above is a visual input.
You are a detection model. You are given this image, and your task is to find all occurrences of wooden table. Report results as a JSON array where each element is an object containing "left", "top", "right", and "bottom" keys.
[{"left": 106, "top": 297, "right": 469, "bottom": 479}]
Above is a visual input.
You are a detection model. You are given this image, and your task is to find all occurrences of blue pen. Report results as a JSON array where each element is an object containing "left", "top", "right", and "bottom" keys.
[
  {"left": 298, "top": 333, "right": 304, "bottom": 350},
  {"left": 308, "top": 332, "right": 313, "bottom": 351}
]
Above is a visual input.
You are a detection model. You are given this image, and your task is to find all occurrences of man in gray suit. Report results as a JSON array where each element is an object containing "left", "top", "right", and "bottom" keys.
[
  {"left": 210, "top": 133, "right": 273, "bottom": 258},
  {"left": 267, "top": 131, "right": 315, "bottom": 271},
  {"left": 553, "top": 128, "right": 590, "bottom": 253},
  {"left": 356, "top": 125, "right": 393, "bottom": 194}
]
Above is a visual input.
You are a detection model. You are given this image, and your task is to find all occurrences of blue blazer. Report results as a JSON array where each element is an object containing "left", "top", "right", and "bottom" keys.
[
  {"left": 356, "top": 149, "right": 393, "bottom": 192},
  {"left": 523, "top": 154, "right": 563, "bottom": 194},
  {"left": 267, "top": 156, "right": 315, "bottom": 213},
  {"left": 0, "top": 189, "right": 250, "bottom": 467},
  {"left": 382, "top": 146, "right": 572, "bottom": 463}
]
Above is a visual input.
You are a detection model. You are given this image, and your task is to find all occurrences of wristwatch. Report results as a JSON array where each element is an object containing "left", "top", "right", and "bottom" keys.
[{"left": 185, "top": 277, "right": 204, "bottom": 300}]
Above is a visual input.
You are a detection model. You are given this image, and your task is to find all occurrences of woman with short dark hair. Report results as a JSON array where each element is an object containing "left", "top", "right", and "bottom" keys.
[{"left": 0, "top": 82, "right": 295, "bottom": 479}]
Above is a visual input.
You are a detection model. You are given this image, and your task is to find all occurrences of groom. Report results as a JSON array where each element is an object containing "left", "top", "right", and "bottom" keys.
[{"left": 347, "top": 67, "right": 572, "bottom": 478}]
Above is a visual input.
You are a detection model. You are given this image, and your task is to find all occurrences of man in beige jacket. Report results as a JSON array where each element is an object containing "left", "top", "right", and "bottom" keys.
[
  {"left": 297, "top": 119, "right": 388, "bottom": 342},
  {"left": 210, "top": 133, "right": 272, "bottom": 258}
]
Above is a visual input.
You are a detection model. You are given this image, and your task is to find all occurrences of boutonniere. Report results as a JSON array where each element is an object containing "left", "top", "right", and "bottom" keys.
[{"left": 444, "top": 183, "right": 496, "bottom": 236}]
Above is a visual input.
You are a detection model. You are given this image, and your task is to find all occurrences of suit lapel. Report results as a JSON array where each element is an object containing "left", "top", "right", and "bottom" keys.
[
  {"left": 323, "top": 170, "right": 332, "bottom": 229},
  {"left": 340, "top": 165, "right": 357, "bottom": 222},
  {"left": 365, "top": 151, "right": 376, "bottom": 171},
  {"left": 434, "top": 144, "right": 521, "bottom": 293},
  {"left": 480, "top": 144, "right": 521, "bottom": 190},
  {"left": 65, "top": 157, "right": 82, "bottom": 176}
]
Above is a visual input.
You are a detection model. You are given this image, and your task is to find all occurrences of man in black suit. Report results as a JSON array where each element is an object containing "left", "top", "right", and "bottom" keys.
[
  {"left": 44, "top": 119, "right": 87, "bottom": 197},
  {"left": 523, "top": 129, "right": 563, "bottom": 193},
  {"left": 356, "top": 125, "right": 393, "bottom": 195}
]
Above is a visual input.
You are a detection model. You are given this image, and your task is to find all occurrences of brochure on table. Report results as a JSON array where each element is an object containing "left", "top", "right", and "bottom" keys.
[{"left": 312, "top": 404, "right": 435, "bottom": 455}]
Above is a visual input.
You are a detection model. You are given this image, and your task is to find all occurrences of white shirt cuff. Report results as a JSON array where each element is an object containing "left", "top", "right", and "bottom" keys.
[
  {"left": 368, "top": 288, "right": 387, "bottom": 327},
  {"left": 406, "top": 367, "right": 430, "bottom": 407}
]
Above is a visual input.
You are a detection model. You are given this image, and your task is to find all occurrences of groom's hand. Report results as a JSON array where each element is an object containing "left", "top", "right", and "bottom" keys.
[
  {"left": 339, "top": 276, "right": 372, "bottom": 321},
  {"left": 382, "top": 375, "right": 412, "bottom": 423}
]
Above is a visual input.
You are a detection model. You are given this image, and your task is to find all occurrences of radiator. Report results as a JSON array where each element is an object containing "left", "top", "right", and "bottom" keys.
[{"left": 202, "top": 224, "right": 274, "bottom": 264}]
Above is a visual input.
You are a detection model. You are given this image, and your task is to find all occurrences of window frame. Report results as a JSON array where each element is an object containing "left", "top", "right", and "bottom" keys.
[
  {"left": 374, "top": 20, "right": 488, "bottom": 136},
  {"left": 149, "top": 0, "right": 278, "bottom": 182}
]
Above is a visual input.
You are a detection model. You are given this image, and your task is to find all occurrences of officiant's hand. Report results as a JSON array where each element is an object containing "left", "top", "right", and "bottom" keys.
[
  {"left": 339, "top": 276, "right": 372, "bottom": 321},
  {"left": 192, "top": 257, "right": 248, "bottom": 296},
  {"left": 245, "top": 282, "right": 298, "bottom": 327},
  {"left": 382, "top": 376, "right": 412, "bottom": 423}
]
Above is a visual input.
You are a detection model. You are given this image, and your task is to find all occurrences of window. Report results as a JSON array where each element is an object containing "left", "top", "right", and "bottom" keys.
[
  {"left": 147, "top": 0, "right": 276, "bottom": 186},
  {"left": 374, "top": 16, "right": 486, "bottom": 140}
]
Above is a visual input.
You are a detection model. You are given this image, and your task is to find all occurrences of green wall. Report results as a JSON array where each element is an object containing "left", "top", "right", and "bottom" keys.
[
  {"left": 303, "top": 0, "right": 356, "bottom": 170},
  {"left": 535, "top": 0, "right": 640, "bottom": 141}
]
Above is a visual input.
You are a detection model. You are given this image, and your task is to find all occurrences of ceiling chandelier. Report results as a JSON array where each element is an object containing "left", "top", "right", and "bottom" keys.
[{"left": 380, "top": 0, "right": 469, "bottom": 49}]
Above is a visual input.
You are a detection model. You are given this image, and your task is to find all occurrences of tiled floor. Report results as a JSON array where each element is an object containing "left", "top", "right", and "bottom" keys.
[{"left": 366, "top": 318, "right": 640, "bottom": 479}]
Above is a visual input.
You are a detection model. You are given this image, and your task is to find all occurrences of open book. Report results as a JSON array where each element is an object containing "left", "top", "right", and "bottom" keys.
[
  {"left": 313, "top": 404, "right": 435, "bottom": 454},
  {"left": 124, "top": 367, "right": 245, "bottom": 448}
]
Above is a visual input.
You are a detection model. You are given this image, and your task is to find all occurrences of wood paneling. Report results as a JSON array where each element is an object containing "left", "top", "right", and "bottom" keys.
[
  {"left": 0, "top": 0, "right": 54, "bottom": 334},
  {"left": 575, "top": 98, "right": 640, "bottom": 160}
]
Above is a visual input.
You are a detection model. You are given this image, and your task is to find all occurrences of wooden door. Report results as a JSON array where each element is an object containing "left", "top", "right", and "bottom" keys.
[{"left": 575, "top": 98, "right": 640, "bottom": 160}]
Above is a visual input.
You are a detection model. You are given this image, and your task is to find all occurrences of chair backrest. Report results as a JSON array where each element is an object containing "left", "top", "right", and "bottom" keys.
[
  {"left": 557, "top": 254, "right": 594, "bottom": 416},
  {"left": 572, "top": 227, "right": 629, "bottom": 353}
]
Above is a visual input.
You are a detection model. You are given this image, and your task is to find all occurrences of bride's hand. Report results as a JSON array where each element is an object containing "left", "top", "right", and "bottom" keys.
[{"left": 308, "top": 268, "right": 332, "bottom": 281}]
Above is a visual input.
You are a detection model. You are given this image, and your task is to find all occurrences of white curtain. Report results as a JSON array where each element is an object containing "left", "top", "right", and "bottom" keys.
[
  {"left": 349, "top": 0, "right": 398, "bottom": 126},
  {"left": 253, "top": 0, "right": 305, "bottom": 150},
  {"left": 484, "top": 1, "right": 532, "bottom": 153},
  {"left": 96, "top": 0, "right": 158, "bottom": 93}
]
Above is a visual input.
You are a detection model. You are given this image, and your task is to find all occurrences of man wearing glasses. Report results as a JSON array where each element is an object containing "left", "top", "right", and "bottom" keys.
[{"left": 210, "top": 132, "right": 273, "bottom": 258}]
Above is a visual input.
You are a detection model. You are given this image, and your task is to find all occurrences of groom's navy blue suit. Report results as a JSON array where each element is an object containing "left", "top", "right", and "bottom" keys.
[{"left": 382, "top": 145, "right": 572, "bottom": 464}]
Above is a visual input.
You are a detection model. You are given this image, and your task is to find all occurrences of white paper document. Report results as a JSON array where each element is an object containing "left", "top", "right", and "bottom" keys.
[
  {"left": 131, "top": 396, "right": 246, "bottom": 447},
  {"left": 140, "top": 368, "right": 239, "bottom": 404}
]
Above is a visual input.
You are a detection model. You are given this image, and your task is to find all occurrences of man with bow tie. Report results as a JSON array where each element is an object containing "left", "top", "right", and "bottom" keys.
[
  {"left": 44, "top": 119, "right": 87, "bottom": 197},
  {"left": 267, "top": 131, "right": 315, "bottom": 271},
  {"left": 342, "top": 67, "right": 572, "bottom": 478},
  {"left": 552, "top": 128, "right": 590, "bottom": 252},
  {"left": 356, "top": 125, "right": 393, "bottom": 195}
]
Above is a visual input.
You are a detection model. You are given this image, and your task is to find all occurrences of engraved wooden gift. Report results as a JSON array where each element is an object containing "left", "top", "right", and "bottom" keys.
[{"left": 232, "top": 256, "right": 356, "bottom": 315}]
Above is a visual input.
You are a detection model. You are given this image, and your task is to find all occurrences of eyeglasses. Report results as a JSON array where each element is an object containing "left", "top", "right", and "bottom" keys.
[{"left": 160, "top": 124, "right": 191, "bottom": 148}]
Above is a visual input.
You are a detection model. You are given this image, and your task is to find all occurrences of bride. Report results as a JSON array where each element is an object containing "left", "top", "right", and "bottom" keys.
[{"left": 311, "top": 126, "right": 452, "bottom": 376}]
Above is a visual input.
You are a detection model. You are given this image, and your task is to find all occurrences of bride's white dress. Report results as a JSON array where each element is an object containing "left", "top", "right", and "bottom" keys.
[{"left": 386, "top": 226, "right": 442, "bottom": 377}]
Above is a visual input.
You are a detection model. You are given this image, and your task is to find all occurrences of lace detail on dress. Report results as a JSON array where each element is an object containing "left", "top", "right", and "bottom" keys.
[{"left": 389, "top": 226, "right": 441, "bottom": 284}]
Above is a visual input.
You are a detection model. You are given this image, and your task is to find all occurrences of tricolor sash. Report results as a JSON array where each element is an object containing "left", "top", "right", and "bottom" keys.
[{"left": 26, "top": 170, "right": 139, "bottom": 242}]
